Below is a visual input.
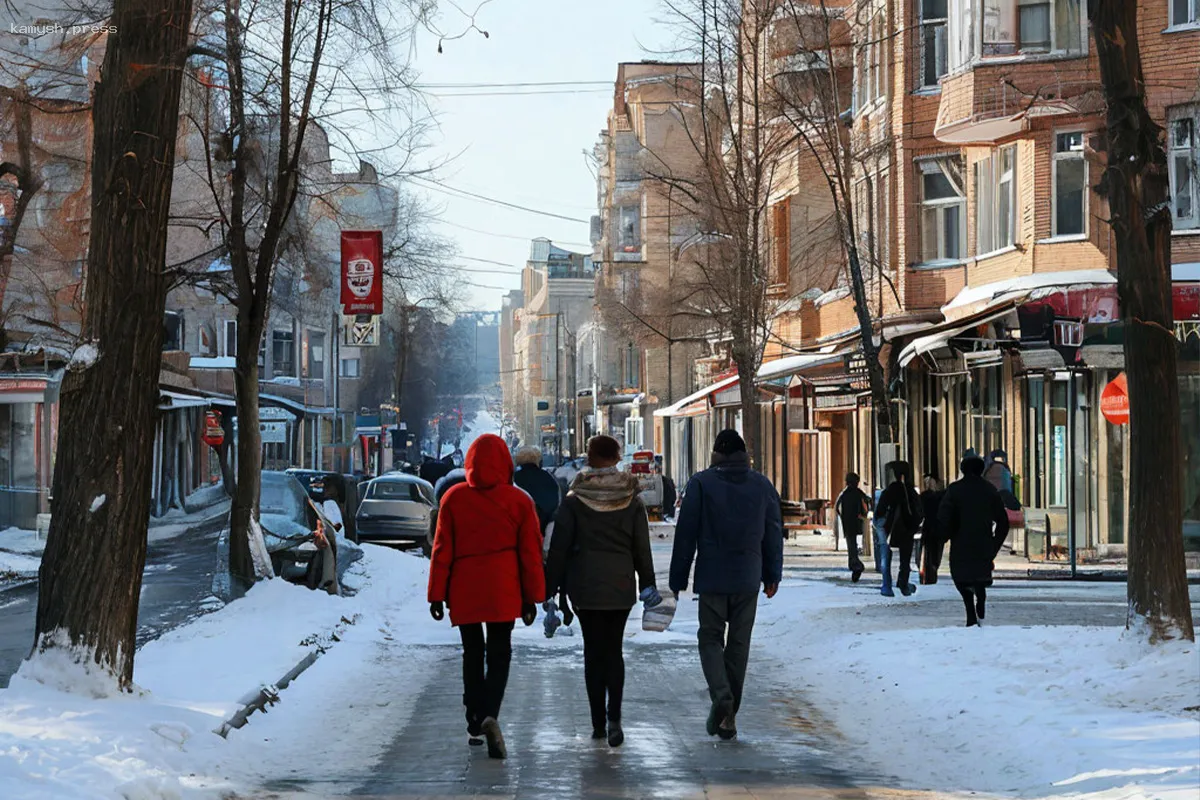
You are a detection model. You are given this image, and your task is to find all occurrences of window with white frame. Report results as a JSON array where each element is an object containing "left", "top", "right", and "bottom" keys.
[
  {"left": 340, "top": 357, "right": 361, "bottom": 378},
  {"left": 920, "top": 0, "right": 949, "bottom": 88},
  {"left": 1170, "top": 0, "right": 1199, "bottom": 28},
  {"left": 975, "top": 145, "right": 1017, "bottom": 255},
  {"left": 856, "top": 9, "right": 888, "bottom": 107},
  {"left": 919, "top": 157, "right": 966, "bottom": 262},
  {"left": 1052, "top": 131, "right": 1087, "bottom": 237},
  {"left": 1170, "top": 107, "right": 1198, "bottom": 230},
  {"left": 949, "top": 0, "right": 1084, "bottom": 68}
]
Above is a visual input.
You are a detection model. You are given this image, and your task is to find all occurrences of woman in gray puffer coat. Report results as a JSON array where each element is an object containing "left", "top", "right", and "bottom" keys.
[{"left": 544, "top": 435, "right": 657, "bottom": 749}]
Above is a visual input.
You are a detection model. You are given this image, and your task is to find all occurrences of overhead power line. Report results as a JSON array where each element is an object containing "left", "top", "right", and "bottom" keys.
[
  {"left": 409, "top": 176, "right": 590, "bottom": 224},
  {"left": 436, "top": 218, "right": 592, "bottom": 249},
  {"left": 416, "top": 80, "right": 610, "bottom": 88},
  {"left": 430, "top": 89, "right": 611, "bottom": 97}
]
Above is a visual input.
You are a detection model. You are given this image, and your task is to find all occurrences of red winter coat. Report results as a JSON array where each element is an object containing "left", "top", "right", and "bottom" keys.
[{"left": 428, "top": 434, "right": 545, "bottom": 625}]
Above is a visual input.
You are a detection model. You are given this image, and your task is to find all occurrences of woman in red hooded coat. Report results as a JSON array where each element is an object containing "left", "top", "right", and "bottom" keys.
[{"left": 427, "top": 433, "right": 545, "bottom": 759}]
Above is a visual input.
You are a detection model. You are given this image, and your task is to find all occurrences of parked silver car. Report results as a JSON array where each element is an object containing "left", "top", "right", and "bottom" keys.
[{"left": 355, "top": 474, "right": 436, "bottom": 547}]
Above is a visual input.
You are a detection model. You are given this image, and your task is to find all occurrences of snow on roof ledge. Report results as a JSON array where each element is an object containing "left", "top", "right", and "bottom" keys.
[
  {"left": 943, "top": 269, "right": 1116, "bottom": 319},
  {"left": 755, "top": 353, "right": 841, "bottom": 382}
]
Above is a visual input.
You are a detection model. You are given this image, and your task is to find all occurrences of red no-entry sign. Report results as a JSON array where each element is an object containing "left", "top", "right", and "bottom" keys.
[{"left": 1100, "top": 372, "right": 1129, "bottom": 426}]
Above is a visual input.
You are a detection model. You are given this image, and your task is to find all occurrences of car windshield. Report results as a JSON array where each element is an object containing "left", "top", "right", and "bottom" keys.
[
  {"left": 261, "top": 473, "right": 309, "bottom": 521},
  {"left": 369, "top": 480, "right": 425, "bottom": 502}
]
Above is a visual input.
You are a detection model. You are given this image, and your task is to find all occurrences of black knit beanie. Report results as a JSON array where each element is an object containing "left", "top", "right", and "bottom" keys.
[{"left": 713, "top": 429, "right": 746, "bottom": 455}]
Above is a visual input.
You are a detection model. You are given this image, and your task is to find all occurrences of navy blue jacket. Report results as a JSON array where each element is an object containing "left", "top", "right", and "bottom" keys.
[
  {"left": 669, "top": 452, "right": 784, "bottom": 595},
  {"left": 513, "top": 464, "right": 562, "bottom": 534}
]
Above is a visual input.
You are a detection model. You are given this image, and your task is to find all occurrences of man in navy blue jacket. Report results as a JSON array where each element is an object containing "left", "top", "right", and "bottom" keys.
[{"left": 669, "top": 429, "right": 784, "bottom": 741}]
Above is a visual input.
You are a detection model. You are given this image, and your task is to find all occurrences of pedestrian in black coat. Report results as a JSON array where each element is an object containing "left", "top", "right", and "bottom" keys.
[
  {"left": 512, "top": 446, "right": 562, "bottom": 535},
  {"left": 874, "top": 461, "right": 923, "bottom": 596},
  {"left": 938, "top": 455, "right": 1010, "bottom": 626},
  {"left": 545, "top": 435, "right": 657, "bottom": 748},
  {"left": 918, "top": 476, "right": 946, "bottom": 585},
  {"left": 834, "top": 472, "right": 870, "bottom": 582}
]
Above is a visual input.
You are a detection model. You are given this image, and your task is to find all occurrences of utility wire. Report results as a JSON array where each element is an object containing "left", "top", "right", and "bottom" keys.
[
  {"left": 436, "top": 218, "right": 592, "bottom": 249},
  {"left": 408, "top": 176, "right": 590, "bottom": 224},
  {"left": 416, "top": 80, "right": 610, "bottom": 88}
]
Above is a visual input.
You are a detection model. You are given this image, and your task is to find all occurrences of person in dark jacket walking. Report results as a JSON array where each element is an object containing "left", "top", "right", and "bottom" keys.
[
  {"left": 834, "top": 473, "right": 870, "bottom": 582},
  {"left": 669, "top": 429, "right": 784, "bottom": 741},
  {"left": 939, "top": 454, "right": 1010, "bottom": 626},
  {"left": 428, "top": 435, "right": 545, "bottom": 759},
  {"left": 545, "top": 435, "right": 657, "bottom": 748},
  {"left": 656, "top": 462, "right": 678, "bottom": 521},
  {"left": 874, "top": 461, "right": 923, "bottom": 597},
  {"left": 512, "top": 446, "right": 562, "bottom": 534},
  {"left": 918, "top": 475, "right": 947, "bottom": 584}
]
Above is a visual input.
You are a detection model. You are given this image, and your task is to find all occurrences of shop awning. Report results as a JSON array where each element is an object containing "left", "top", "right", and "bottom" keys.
[
  {"left": 899, "top": 306, "right": 1017, "bottom": 368},
  {"left": 755, "top": 353, "right": 843, "bottom": 383},
  {"left": 653, "top": 375, "right": 739, "bottom": 418},
  {"left": 158, "top": 389, "right": 210, "bottom": 411},
  {"left": 941, "top": 269, "right": 1116, "bottom": 322}
]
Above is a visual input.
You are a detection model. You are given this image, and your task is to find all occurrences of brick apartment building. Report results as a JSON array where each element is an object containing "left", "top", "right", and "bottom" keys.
[
  {"left": 647, "top": 0, "right": 1199, "bottom": 563},
  {"left": 0, "top": 9, "right": 400, "bottom": 526},
  {"left": 589, "top": 62, "right": 709, "bottom": 460}
]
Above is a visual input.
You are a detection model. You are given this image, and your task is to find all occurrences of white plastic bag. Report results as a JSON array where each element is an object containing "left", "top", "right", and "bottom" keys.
[{"left": 641, "top": 593, "right": 677, "bottom": 632}]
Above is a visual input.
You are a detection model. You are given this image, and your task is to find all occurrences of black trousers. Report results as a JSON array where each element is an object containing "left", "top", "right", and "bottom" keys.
[
  {"left": 896, "top": 540, "right": 914, "bottom": 590},
  {"left": 955, "top": 582, "right": 988, "bottom": 625},
  {"left": 697, "top": 593, "right": 758, "bottom": 713},
  {"left": 459, "top": 621, "right": 514, "bottom": 733},
  {"left": 921, "top": 534, "right": 945, "bottom": 584},
  {"left": 842, "top": 518, "right": 865, "bottom": 574},
  {"left": 576, "top": 608, "right": 631, "bottom": 729}
]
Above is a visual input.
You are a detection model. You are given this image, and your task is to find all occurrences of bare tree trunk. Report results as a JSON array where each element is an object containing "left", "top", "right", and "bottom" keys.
[
  {"left": 229, "top": 302, "right": 270, "bottom": 593},
  {"left": 33, "top": 0, "right": 194, "bottom": 690},
  {"left": 846, "top": 245, "right": 894, "bottom": 469},
  {"left": 1090, "top": 0, "right": 1194, "bottom": 642}
]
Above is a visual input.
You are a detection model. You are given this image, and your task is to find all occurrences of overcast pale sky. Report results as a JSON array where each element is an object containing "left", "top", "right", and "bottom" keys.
[{"left": 409, "top": 0, "right": 670, "bottom": 312}]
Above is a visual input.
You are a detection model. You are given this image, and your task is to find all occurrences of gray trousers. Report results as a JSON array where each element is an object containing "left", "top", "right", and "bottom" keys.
[{"left": 697, "top": 592, "right": 759, "bottom": 713}]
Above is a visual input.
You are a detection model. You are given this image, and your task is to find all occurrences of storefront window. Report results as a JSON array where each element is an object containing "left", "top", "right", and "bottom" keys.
[
  {"left": 0, "top": 403, "right": 40, "bottom": 530},
  {"left": 971, "top": 365, "right": 1003, "bottom": 456},
  {"left": 1024, "top": 376, "right": 1045, "bottom": 508},
  {"left": 1049, "top": 379, "right": 1068, "bottom": 507}
]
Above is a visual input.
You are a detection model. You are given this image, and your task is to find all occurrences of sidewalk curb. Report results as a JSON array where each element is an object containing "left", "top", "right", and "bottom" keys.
[{"left": 214, "top": 612, "right": 361, "bottom": 738}]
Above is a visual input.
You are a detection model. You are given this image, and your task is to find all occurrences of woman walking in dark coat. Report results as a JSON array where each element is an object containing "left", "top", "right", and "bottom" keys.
[
  {"left": 428, "top": 434, "right": 546, "bottom": 758},
  {"left": 544, "top": 435, "right": 657, "bottom": 748},
  {"left": 918, "top": 475, "right": 946, "bottom": 584},
  {"left": 938, "top": 454, "right": 1011, "bottom": 626}
]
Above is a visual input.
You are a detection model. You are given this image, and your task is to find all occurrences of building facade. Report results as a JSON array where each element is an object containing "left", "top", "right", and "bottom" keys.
[{"left": 652, "top": 0, "right": 1199, "bottom": 564}]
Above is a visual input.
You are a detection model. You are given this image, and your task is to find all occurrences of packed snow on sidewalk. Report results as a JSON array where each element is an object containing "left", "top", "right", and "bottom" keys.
[
  {"left": 0, "top": 549, "right": 41, "bottom": 581},
  {"left": 756, "top": 579, "right": 1200, "bottom": 799},
  {"left": 0, "top": 546, "right": 434, "bottom": 799}
]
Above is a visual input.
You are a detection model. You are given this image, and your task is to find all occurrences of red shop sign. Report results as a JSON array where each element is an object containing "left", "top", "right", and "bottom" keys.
[
  {"left": 1100, "top": 372, "right": 1129, "bottom": 426},
  {"left": 202, "top": 410, "right": 225, "bottom": 447},
  {"left": 340, "top": 230, "right": 384, "bottom": 316}
]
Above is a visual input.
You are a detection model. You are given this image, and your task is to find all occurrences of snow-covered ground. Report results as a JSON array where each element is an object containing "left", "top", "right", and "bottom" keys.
[
  {"left": 0, "top": 550, "right": 41, "bottom": 581},
  {"left": 755, "top": 578, "right": 1200, "bottom": 800},
  {"left": 0, "top": 546, "right": 432, "bottom": 799},
  {"left": 455, "top": 406, "right": 501, "bottom": 455}
]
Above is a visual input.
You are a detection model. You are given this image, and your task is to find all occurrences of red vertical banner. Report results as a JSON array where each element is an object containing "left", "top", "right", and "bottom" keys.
[{"left": 340, "top": 230, "right": 384, "bottom": 315}]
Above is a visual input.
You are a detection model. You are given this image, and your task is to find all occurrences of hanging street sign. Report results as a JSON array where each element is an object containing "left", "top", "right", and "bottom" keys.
[
  {"left": 202, "top": 410, "right": 225, "bottom": 448},
  {"left": 340, "top": 230, "right": 384, "bottom": 315},
  {"left": 1100, "top": 372, "right": 1129, "bottom": 426}
]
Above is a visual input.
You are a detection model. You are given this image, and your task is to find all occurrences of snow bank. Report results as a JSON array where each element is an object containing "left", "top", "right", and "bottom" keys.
[
  {"left": 0, "top": 550, "right": 41, "bottom": 581},
  {"left": 0, "top": 546, "right": 431, "bottom": 799},
  {"left": 756, "top": 580, "right": 1200, "bottom": 799},
  {"left": 0, "top": 527, "right": 45, "bottom": 556}
]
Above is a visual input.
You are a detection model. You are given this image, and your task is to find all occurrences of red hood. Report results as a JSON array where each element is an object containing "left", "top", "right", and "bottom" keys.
[{"left": 465, "top": 434, "right": 514, "bottom": 490}]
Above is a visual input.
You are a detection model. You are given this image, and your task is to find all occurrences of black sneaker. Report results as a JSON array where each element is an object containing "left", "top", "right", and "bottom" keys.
[
  {"left": 591, "top": 727, "right": 606, "bottom": 740},
  {"left": 717, "top": 711, "right": 737, "bottom": 741},
  {"left": 468, "top": 718, "right": 483, "bottom": 746},
  {"left": 480, "top": 716, "right": 506, "bottom": 760},
  {"left": 607, "top": 722, "right": 624, "bottom": 748},
  {"left": 707, "top": 700, "right": 731, "bottom": 737},
  {"left": 851, "top": 568, "right": 863, "bottom": 583}
]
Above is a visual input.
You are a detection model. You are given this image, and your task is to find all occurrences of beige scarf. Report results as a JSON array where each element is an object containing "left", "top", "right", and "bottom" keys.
[{"left": 569, "top": 466, "right": 639, "bottom": 512}]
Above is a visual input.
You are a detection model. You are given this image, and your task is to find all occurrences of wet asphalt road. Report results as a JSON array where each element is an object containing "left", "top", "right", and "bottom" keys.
[{"left": 0, "top": 512, "right": 228, "bottom": 688}]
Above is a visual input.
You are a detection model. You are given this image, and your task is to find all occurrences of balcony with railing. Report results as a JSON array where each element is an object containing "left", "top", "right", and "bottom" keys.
[{"left": 934, "top": 62, "right": 1101, "bottom": 144}]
